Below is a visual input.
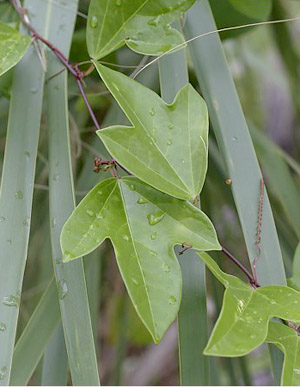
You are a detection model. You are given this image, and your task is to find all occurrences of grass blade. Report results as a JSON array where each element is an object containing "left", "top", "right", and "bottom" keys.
[
  {"left": 159, "top": 21, "right": 210, "bottom": 385},
  {"left": 0, "top": 1, "right": 52, "bottom": 383},
  {"left": 45, "top": 0, "right": 99, "bottom": 384}
]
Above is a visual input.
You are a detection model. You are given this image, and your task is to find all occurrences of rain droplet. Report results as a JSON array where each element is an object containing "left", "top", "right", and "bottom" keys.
[
  {"left": 232, "top": 136, "right": 238, "bottom": 142},
  {"left": 86, "top": 209, "right": 94, "bottom": 217},
  {"left": 55, "top": 258, "right": 62, "bottom": 265},
  {"left": 250, "top": 334, "right": 256, "bottom": 339},
  {"left": 0, "top": 367, "right": 7, "bottom": 381},
  {"left": 0, "top": 323, "right": 6, "bottom": 332},
  {"left": 294, "top": 369, "right": 300, "bottom": 375},
  {"left": 7, "top": 239, "right": 12, "bottom": 245},
  {"left": 167, "top": 139, "right": 172, "bottom": 146},
  {"left": 52, "top": 173, "right": 60, "bottom": 181},
  {"left": 24, "top": 150, "right": 31, "bottom": 159},
  {"left": 23, "top": 217, "right": 30, "bottom": 227},
  {"left": 96, "top": 213, "right": 104, "bottom": 220},
  {"left": 30, "top": 87, "right": 38, "bottom": 94},
  {"left": 147, "top": 211, "right": 165, "bottom": 226},
  {"left": 132, "top": 278, "right": 138, "bottom": 285},
  {"left": 151, "top": 232, "right": 157, "bottom": 240},
  {"left": 97, "top": 190, "right": 103, "bottom": 195},
  {"left": 122, "top": 234, "right": 130, "bottom": 242},
  {"left": 51, "top": 218, "right": 57, "bottom": 228},
  {"left": 129, "top": 184, "right": 135, "bottom": 191},
  {"left": 0, "top": 216, "right": 5, "bottom": 222},
  {"left": 116, "top": 0, "right": 122, "bottom": 5},
  {"left": 181, "top": 159, "right": 185, "bottom": 164},
  {"left": 90, "top": 15, "right": 98, "bottom": 28},
  {"left": 58, "top": 280, "right": 68, "bottom": 299},
  {"left": 137, "top": 197, "right": 148, "bottom": 204},
  {"left": 168, "top": 296, "right": 176, "bottom": 305},
  {"left": 15, "top": 190, "right": 23, "bottom": 200},
  {"left": 149, "top": 250, "right": 157, "bottom": 257},
  {"left": 270, "top": 300, "right": 276, "bottom": 305},
  {"left": 168, "top": 123, "right": 174, "bottom": 129},
  {"left": 3, "top": 294, "right": 20, "bottom": 308},
  {"left": 162, "top": 264, "right": 170, "bottom": 273},
  {"left": 149, "top": 108, "right": 155, "bottom": 116}
]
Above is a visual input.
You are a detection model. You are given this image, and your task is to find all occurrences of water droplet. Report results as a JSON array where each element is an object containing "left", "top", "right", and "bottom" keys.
[
  {"left": 90, "top": 15, "right": 98, "bottom": 28},
  {"left": 181, "top": 159, "right": 185, "bottom": 164},
  {"left": 15, "top": 190, "right": 23, "bottom": 200},
  {"left": 97, "top": 190, "right": 103, "bottom": 195},
  {"left": 3, "top": 294, "right": 20, "bottom": 308},
  {"left": 294, "top": 369, "right": 300, "bottom": 375},
  {"left": 51, "top": 218, "right": 57, "bottom": 228},
  {"left": 250, "top": 334, "right": 256, "bottom": 339},
  {"left": 23, "top": 217, "right": 30, "bottom": 227},
  {"left": 7, "top": 239, "right": 12, "bottom": 245},
  {"left": 149, "top": 108, "right": 156, "bottom": 116},
  {"left": 167, "top": 139, "right": 172, "bottom": 146},
  {"left": 162, "top": 264, "right": 170, "bottom": 273},
  {"left": 129, "top": 184, "right": 135, "bottom": 191},
  {"left": 270, "top": 300, "right": 276, "bottom": 305},
  {"left": 30, "top": 87, "right": 38, "bottom": 94},
  {"left": 116, "top": 0, "right": 122, "bottom": 5},
  {"left": 168, "top": 123, "right": 174, "bottom": 129},
  {"left": 0, "top": 216, "right": 5, "bottom": 222},
  {"left": 55, "top": 258, "right": 62, "bottom": 265},
  {"left": 151, "top": 232, "right": 157, "bottom": 240},
  {"left": 137, "top": 197, "right": 148, "bottom": 204},
  {"left": 96, "top": 213, "right": 104, "bottom": 220},
  {"left": 24, "top": 150, "right": 31, "bottom": 159},
  {"left": 232, "top": 136, "right": 238, "bottom": 142},
  {"left": 168, "top": 296, "right": 176, "bottom": 305},
  {"left": 0, "top": 367, "right": 7, "bottom": 381},
  {"left": 0, "top": 323, "right": 6, "bottom": 332},
  {"left": 149, "top": 250, "right": 157, "bottom": 257},
  {"left": 53, "top": 173, "right": 60, "bottom": 181},
  {"left": 132, "top": 278, "right": 138, "bottom": 285},
  {"left": 147, "top": 211, "right": 165, "bottom": 226},
  {"left": 86, "top": 209, "right": 94, "bottom": 217},
  {"left": 122, "top": 234, "right": 130, "bottom": 242},
  {"left": 58, "top": 280, "right": 68, "bottom": 299}
]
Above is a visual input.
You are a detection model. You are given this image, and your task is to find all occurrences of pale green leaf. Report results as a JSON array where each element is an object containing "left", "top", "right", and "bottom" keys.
[
  {"left": 198, "top": 253, "right": 300, "bottom": 357},
  {"left": 288, "top": 243, "right": 300, "bottom": 291},
  {"left": 126, "top": 25, "right": 185, "bottom": 56},
  {"left": 229, "top": 0, "right": 272, "bottom": 20},
  {"left": 95, "top": 63, "right": 209, "bottom": 200},
  {"left": 0, "top": 22, "right": 31, "bottom": 77},
  {"left": 266, "top": 322, "right": 300, "bottom": 386},
  {"left": 87, "top": 0, "right": 194, "bottom": 59},
  {"left": 61, "top": 177, "right": 220, "bottom": 343}
]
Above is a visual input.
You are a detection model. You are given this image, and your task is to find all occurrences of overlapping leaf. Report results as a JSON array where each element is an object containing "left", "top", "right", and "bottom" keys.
[
  {"left": 61, "top": 177, "right": 220, "bottom": 343},
  {"left": 0, "top": 22, "right": 31, "bottom": 76},
  {"left": 266, "top": 322, "right": 300, "bottom": 386},
  {"left": 288, "top": 243, "right": 300, "bottom": 291},
  {"left": 198, "top": 253, "right": 300, "bottom": 357},
  {"left": 95, "top": 63, "right": 209, "bottom": 200},
  {"left": 229, "top": 0, "right": 272, "bottom": 20},
  {"left": 86, "top": 0, "right": 194, "bottom": 59}
]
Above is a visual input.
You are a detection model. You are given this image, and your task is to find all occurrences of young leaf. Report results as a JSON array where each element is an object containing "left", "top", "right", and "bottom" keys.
[
  {"left": 95, "top": 63, "right": 209, "bottom": 200},
  {"left": 0, "top": 22, "right": 31, "bottom": 76},
  {"left": 61, "top": 177, "right": 220, "bottom": 343},
  {"left": 266, "top": 322, "right": 300, "bottom": 386},
  {"left": 229, "top": 0, "right": 272, "bottom": 20},
  {"left": 287, "top": 243, "right": 300, "bottom": 291},
  {"left": 198, "top": 253, "right": 300, "bottom": 357},
  {"left": 86, "top": 0, "right": 194, "bottom": 59}
]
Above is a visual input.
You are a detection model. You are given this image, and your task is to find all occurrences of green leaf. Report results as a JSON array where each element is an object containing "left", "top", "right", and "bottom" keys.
[
  {"left": 198, "top": 253, "right": 300, "bottom": 357},
  {"left": 95, "top": 63, "right": 209, "bottom": 200},
  {"left": 61, "top": 177, "right": 220, "bottom": 343},
  {"left": 266, "top": 322, "right": 300, "bottom": 386},
  {"left": 86, "top": 0, "right": 194, "bottom": 59},
  {"left": 229, "top": 0, "right": 272, "bottom": 20},
  {"left": 0, "top": 22, "right": 31, "bottom": 77},
  {"left": 288, "top": 243, "right": 300, "bottom": 291},
  {"left": 126, "top": 25, "right": 185, "bottom": 56}
]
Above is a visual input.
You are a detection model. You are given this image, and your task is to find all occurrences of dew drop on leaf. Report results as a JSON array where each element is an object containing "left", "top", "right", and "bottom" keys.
[
  {"left": 116, "top": 0, "right": 122, "bottom": 5},
  {"left": 294, "top": 369, "right": 300, "bottom": 375},
  {"left": 137, "top": 197, "right": 148, "bottom": 204},
  {"left": 168, "top": 296, "right": 176, "bottom": 305},
  {"left": 97, "top": 190, "right": 103, "bottom": 195},
  {"left": 122, "top": 234, "right": 130, "bottom": 242},
  {"left": 0, "top": 367, "right": 7, "bottom": 381},
  {"left": 23, "top": 217, "right": 30, "bottom": 227},
  {"left": 129, "top": 184, "right": 135, "bottom": 191},
  {"left": 149, "top": 250, "right": 158, "bottom": 257},
  {"left": 51, "top": 218, "right": 57, "bottom": 228},
  {"left": 0, "top": 323, "right": 6, "bottom": 332},
  {"left": 167, "top": 139, "right": 172, "bottom": 146},
  {"left": 132, "top": 278, "right": 139, "bottom": 285},
  {"left": 168, "top": 123, "right": 174, "bottom": 129},
  {"left": 0, "top": 217, "right": 5, "bottom": 222},
  {"left": 90, "top": 15, "right": 98, "bottom": 28},
  {"left": 58, "top": 280, "right": 68, "bottom": 299},
  {"left": 96, "top": 213, "right": 104, "bottom": 219},
  {"left": 15, "top": 190, "right": 23, "bottom": 200},
  {"left": 3, "top": 294, "right": 20, "bottom": 308},
  {"left": 86, "top": 209, "right": 94, "bottom": 217},
  {"left": 151, "top": 232, "right": 157, "bottom": 240},
  {"left": 147, "top": 211, "right": 165, "bottom": 226},
  {"left": 181, "top": 159, "right": 185, "bottom": 164},
  {"left": 162, "top": 264, "right": 170, "bottom": 273},
  {"left": 24, "top": 150, "right": 31, "bottom": 159},
  {"left": 149, "top": 108, "right": 155, "bottom": 116}
]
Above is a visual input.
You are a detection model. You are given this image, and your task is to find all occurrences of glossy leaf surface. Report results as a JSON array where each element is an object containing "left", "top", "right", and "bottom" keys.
[
  {"left": 61, "top": 177, "right": 220, "bottom": 343},
  {"left": 198, "top": 253, "right": 300, "bottom": 357},
  {"left": 95, "top": 63, "right": 209, "bottom": 200},
  {"left": 0, "top": 22, "right": 31, "bottom": 76},
  {"left": 266, "top": 322, "right": 300, "bottom": 386},
  {"left": 86, "top": 0, "right": 194, "bottom": 59}
]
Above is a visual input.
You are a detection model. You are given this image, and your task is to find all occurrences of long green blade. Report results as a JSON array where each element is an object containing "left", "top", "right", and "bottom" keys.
[
  {"left": 46, "top": 0, "right": 99, "bottom": 383},
  {"left": 159, "top": 21, "right": 210, "bottom": 385},
  {"left": 0, "top": 1, "right": 51, "bottom": 383}
]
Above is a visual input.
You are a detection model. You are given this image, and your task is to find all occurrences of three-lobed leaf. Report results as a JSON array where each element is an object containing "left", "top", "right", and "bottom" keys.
[
  {"left": 266, "top": 322, "right": 300, "bottom": 386},
  {"left": 198, "top": 253, "right": 300, "bottom": 357},
  {"left": 61, "top": 177, "right": 220, "bottom": 343},
  {"left": 95, "top": 63, "right": 209, "bottom": 200},
  {"left": 0, "top": 21, "right": 31, "bottom": 77},
  {"left": 86, "top": 0, "right": 194, "bottom": 59}
]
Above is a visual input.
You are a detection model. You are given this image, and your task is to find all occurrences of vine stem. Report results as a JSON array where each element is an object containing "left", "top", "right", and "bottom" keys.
[{"left": 10, "top": 0, "right": 101, "bottom": 131}]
